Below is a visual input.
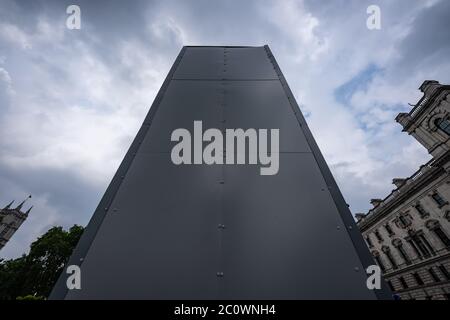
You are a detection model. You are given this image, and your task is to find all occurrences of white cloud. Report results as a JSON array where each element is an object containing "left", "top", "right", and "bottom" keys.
[
  {"left": 261, "top": 0, "right": 329, "bottom": 62},
  {"left": 0, "top": 22, "right": 31, "bottom": 49},
  {"left": 0, "top": 67, "right": 14, "bottom": 94},
  {"left": 0, "top": 14, "right": 171, "bottom": 258}
]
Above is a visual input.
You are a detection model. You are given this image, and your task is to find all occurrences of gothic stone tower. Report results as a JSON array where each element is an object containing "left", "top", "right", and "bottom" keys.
[{"left": 0, "top": 196, "right": 32, "bottom": 251}]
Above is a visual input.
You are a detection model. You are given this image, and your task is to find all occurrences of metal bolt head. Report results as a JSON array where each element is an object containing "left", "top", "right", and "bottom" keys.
[{"left": 216, "top": 272, "right": 224, "bottom": 277}]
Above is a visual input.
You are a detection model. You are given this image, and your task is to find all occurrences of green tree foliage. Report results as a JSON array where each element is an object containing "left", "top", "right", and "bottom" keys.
[
  {"left": 16, "top": 294, "right": 45, "bottom": 300},
  {"left": 0, "top": 225, "right": 84, "bottom": 300}
]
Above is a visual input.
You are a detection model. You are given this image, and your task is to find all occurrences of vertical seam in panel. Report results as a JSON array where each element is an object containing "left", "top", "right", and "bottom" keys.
[
  {"left": 218, "top": 79, "right": 225, "bottom": 299},
  {"left": 263, "top": 45, "right": 392, "bottom": 300},
  {"left": 49, "top": 47, "right": 188, "bottom": 300},
  {"left": 218, "top": 47, "right": 227, "bottom": 299}
]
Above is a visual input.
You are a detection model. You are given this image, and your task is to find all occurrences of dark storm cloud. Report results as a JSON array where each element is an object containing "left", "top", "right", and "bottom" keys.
[
  {"left": 0, "top": 165, "right": 101, "bottom": 217},
  {"left": 0, "top": 163, "right": 103, "bottom": 258},
  {"left": 395, "top": 0, "right": 450, "bottom": 79}
]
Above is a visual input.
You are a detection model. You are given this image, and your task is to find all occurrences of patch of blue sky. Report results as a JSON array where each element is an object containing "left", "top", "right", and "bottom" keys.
[{"left": 334, "top": 64, "right": 383, "bottom": 107}]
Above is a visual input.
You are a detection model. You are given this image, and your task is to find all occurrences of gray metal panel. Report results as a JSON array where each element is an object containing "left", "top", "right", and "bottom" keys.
[
  {"left": 221, "top": 153, "right": 374, "bottom": 299},
  {"left": 174, "top": 47, "right": 278, "bottom": 80},
  {"left": 143, "top": 79, "right": 310, "bottom": 153},
  {"left": 224, "top": 47, "right": 278, "bottom": 79},
  {"left": 51, "top": 45, "right": 391, "bottom": 300},
  {"left": 142, "top": 80, "right": 222, "bottom": 153},
  {"left": 174, "top": 47, "right": 223, "bottom": 79},
  {"left": 66, "top": 153, "right": 221, "bottom": 299},
  {"left": 224, "top": 81, "right": 311, "bottom": 152}
]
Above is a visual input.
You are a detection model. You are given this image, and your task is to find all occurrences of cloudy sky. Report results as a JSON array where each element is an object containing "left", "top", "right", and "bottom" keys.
[{"left": 1, "top": 0, "right": 450, "bottom": 259}]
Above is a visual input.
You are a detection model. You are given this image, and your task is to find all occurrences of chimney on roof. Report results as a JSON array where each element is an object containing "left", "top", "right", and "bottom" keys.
[
  {"left": 392, "top": 178, "right": 407, "bottom": 188},
  {"left": 370, "top": 199, "right": 383, "bottom": 207},
  {"left": 396, "top": 112, "right": 412, "bottom": 130},
  {"left": 419, "top": 80, "right": 440, "bottom": 93}
]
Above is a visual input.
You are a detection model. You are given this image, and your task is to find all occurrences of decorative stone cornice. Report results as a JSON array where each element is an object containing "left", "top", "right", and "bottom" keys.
[
  {"left": 357, "top": 154, "right": 449, "bottom": 231},
  {"left": 392, "top": 178, "right": 407, "bottom": 188},
  {"left": 396, "top": 82, "right": 450, "bottom": 132},
  {"left": 370, "top": 199, "right": 383, "bottom": 207}
]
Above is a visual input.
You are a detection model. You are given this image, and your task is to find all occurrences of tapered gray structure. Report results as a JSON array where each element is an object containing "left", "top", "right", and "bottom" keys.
[{"left": 50, "top": 46, "right": 391, "bottom": 299}]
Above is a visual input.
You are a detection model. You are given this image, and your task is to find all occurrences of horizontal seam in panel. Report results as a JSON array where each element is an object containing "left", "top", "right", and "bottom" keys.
[
  {"left": 171, "top": 78, "right": 280, "bottom": 81},
  {"left": 134, "top": 151, "right": 314, "bottom": 154},
  {"left": 184, "top": 45, "right": 262, "bottom": 48}
]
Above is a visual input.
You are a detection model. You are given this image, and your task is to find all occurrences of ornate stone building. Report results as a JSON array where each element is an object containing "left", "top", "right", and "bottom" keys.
[
  {"left": 357, "top": 80, "right": 450, "bottom": 300},
  {"left": 0, "top": 196, "right": 32, "bottom": 251}
]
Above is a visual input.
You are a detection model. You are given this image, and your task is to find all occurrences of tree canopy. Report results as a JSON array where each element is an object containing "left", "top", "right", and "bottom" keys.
[{"left": 0, "top": 225, "right": 84, "bottom": 300}]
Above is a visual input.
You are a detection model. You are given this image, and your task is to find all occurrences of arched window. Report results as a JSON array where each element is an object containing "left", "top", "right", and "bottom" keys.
[
  {"left": 396, "top": 212, "right": 412, "bottom": 229},
  {"left": 414, "top": 203, "right": 429, "bottom": 219},
  {"left": 426, "top": 220, "right": 450, "bottom": 247},
  {"left": 435, "top": 118, "right": 450, "bottom": 136},
  {"left": 406, "top": 230, "right": 435, "bottom": 257},
  {"left": 384, "top": 223, "right": 395, "bottom": 236},
  {"left": 382, "top": 246, "right": 398, "bottom": 270},
  {"left": 392, "top": 239, "right": 411, "bottom": 265},
  {"left": 374, "top": 229, "right": 384, "bottom": 242},
  {"left": 431, "top": 192, "right": 447, "bottom": 207}
]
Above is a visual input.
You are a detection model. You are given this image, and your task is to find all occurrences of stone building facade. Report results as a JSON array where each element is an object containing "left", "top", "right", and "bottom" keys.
[
  {"left": 0, "top": 196, "right": 32, "bottom": 251},
  {"left": 357, "top": 80, "right": 450, "bottom": 300}
]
